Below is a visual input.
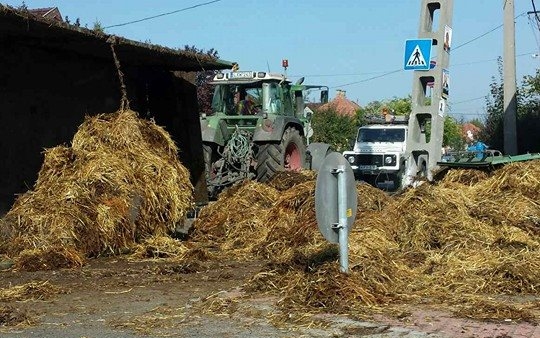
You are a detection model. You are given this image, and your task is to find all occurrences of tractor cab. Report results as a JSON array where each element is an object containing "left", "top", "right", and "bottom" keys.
[{"left": 210, "top": 71, "right": 292, "bottom": 117}]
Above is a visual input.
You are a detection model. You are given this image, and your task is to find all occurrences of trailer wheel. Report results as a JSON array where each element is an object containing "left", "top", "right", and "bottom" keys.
[{"left": 256, "top": 127, "right": 306, "bottom": 182}]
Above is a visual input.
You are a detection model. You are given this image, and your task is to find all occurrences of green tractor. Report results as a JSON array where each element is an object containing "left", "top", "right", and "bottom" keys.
[{"left": 200, "top": 70, "right": 328, "bottom": 197}]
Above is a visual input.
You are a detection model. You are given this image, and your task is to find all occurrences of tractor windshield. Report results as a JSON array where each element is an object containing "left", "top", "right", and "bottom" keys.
[
  {"left": 211, "top": 84, "right": 263, "bottom": 115},
  {"left": 358, "top": 128, "right": 405, "bottom": 143}
]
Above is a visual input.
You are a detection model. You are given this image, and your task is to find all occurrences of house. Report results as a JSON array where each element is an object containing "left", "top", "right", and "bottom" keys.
[
  {"left": 462, "top": 122, "right": 482, "bottom": 142},
  {"left": 0, "top": 5, "right": 232, "bottom": 214},
  {"left": 317, "top": 89, "right": 360, "bottom": 117}
]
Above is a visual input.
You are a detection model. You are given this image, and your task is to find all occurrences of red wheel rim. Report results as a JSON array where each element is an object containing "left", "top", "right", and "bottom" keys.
[{"left": 285, "top": 143, "right": 302, "bottom": 170}]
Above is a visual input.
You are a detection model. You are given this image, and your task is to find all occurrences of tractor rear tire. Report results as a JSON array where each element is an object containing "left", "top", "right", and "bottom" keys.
[{"left": 256, "top": 127, "right": 306, "bottom": 182}]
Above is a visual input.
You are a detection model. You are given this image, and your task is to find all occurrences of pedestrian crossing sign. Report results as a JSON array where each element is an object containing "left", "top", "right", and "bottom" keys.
[{"left": 403, "top": 39, "right": 432, "bottom": 71}]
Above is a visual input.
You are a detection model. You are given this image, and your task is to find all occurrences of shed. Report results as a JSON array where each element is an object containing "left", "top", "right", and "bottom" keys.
[{"left": 0, "top": 5, "right": 232, "bottom": 214}]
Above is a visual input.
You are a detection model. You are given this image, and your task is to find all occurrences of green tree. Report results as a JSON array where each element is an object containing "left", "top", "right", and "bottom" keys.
[
  {"left": 443, "top": 116, "right": 464, "bottom": 150},
  {"left": 311, "top": 108, "right": 359, "bottom": 152},
  {"left": 358, "top": 96, "right": 412, "bottom": 119},
  {"left": 182, "top": 46, "right": 220, "bottom": 115},
  {"left": 384, "top": 96, "right": 412, "bottom": 116},
  {"left": 479, "top": 59, "right": 539, "bottom": 153},
  {"left": 518, "top": 69, "right": 540, "bottom": 152},
  {"left": 351, "top": 95, "right": 474, "bottom": 152},
  {"left": 92, "top": 21, "right": 104, "bottom": 33},
  {"left": 468, "top": 117, "right": 484, "bottom": 129}
]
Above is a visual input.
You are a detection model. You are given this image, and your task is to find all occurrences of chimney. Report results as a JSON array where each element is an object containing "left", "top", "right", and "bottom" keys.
[{"left": 336, "top": 89, "right": 346, "bottom": 98}]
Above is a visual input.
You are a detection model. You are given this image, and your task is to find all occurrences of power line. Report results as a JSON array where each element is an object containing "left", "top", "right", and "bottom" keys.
[
  {"left": 290, "top": 71, "right": 388, "bottom": 78},
  {"left": 296, "top": 52, "right": 534, "bottom": 79},
  {"left": 453, "top": 11, "right": 526, "bottom": 51},
  {"left": 328, "top": 12, "right": 527, "bottom": 89},
  {"left": 527, "top": 15, "right": 540, "bottom": 54},
  {"left": 450, "top": 96, "right": 486, "bottom": 105},
  {"left": 329, "top": 69, "right": 403, "bottom": 89},
  {"left": 104, "top": 0, "right": 222, "bottom": 29}
]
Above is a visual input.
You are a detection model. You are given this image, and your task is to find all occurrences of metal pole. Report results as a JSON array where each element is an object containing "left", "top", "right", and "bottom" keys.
[
  {"left": 503, "top": 0, "right": 518, "bottom": 155},
  {"left": 336, "top": 165, "right": 349, "bottom": 273}
]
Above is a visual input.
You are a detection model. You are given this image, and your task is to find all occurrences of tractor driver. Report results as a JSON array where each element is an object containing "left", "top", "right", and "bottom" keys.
[{"left": 235, "top": 88, "right": 260, "bottom": 115}]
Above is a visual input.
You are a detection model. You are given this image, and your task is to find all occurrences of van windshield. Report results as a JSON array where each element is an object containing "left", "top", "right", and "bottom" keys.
[{"left": 358, "top": 128, "right": 405, "bottom": 142}]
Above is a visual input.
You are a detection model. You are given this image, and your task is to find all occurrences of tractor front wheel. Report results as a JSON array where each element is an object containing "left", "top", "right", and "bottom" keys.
[{"left": 256, "top": 127, "right": 306, "bottom": 182}]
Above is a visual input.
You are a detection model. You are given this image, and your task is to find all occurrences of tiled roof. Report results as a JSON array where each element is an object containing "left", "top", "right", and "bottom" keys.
[{"left": 318, "top": 90, "right": 360, "bottom": 117}]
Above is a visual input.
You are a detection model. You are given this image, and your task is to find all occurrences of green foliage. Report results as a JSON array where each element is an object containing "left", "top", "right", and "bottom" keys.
[
  {"left": 518, "top": 69, "right": 540, "bottom": 152},
  {"left": 311, "top": 108, "right": 359, "bottom": 152},
  {"left": 385, "top": 96, "right": 412, "bottom": 116},
  {"left": 358, "top": 96, "right": 412, "bottom": 118},
  {"left": 182, "top": 46, "right": 220, "bottom": 114},
  {"left": 480, "top": 59, "right": 540, "bottom": 153},
  {"left": 443, "top": 116, "right": 464, "bottom": 149},
  {"left": 17, "top": 2, "right": 28, "bottom": 11},
  {"left": 468, "top": 118, "right": 484, "bottom": 129},
  {"left": 359, "top": 95, "right": 467, "bottom": 150},
  {"left": 92, "top": 21, "right": 104, "bottom": 33}
]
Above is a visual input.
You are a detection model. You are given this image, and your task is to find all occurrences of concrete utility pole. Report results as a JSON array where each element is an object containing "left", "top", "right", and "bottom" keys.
[
  {"left": 503, "top": 0, "right": 518, "bottom": 155},
  {"left": 405, "top": 0, "right": 453, "bottom": 186}
]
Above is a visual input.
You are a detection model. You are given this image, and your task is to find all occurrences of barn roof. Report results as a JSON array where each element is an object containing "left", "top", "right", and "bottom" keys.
[
  {"left": 1, "top": 5, "right": 233, "bottom": 71},
  {"left": 28, "top": 7, "right": 62, "bottom": 21}
]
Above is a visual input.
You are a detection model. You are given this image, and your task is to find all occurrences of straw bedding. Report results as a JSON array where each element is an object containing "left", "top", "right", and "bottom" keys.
[
  {"left": 193, "top": 161, "right": 540, "bottom": 322},
  {"left": 2, "top": 113, "right": 539, "bottom": 323},
  {"left": 0, "top": 110, "right": 193, "bottom": 269}
]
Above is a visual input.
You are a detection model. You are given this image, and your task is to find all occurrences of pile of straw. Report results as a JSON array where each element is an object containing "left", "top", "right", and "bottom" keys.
[
  {"left": 0, "top": 305, "right": 33, "bottom": 327},
  {"left": 0, "top": 110, "right": 193, "bottom": 269},
  {"left": 193, "top": 160, "right": 540, "bottom": 322},
  {"left": 0, "top": 281, "right": 60, "bottom": 302}
]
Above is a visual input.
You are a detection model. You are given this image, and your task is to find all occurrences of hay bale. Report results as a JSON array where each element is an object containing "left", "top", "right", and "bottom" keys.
[{"left": 0, "top": 110, "right": 193, "bottom": 268}]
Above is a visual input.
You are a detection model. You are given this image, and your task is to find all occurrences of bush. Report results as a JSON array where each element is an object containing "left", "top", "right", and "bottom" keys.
[{"left": 311, "top": 108, "right": 359, "bottom": 152}]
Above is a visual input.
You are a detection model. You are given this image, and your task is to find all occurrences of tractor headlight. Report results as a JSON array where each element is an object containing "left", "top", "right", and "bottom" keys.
[{"left": 347, "top": 156, "right": 355, "bottom": 164}]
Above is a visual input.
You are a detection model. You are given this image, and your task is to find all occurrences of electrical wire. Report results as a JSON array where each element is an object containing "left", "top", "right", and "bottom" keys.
[
  {"left": 452, "top": 14, "right": 521, "bottom": 52},
  {"left": 296, "top": 52, "right": 534, "bottom": 79},
  {"left": 451, "top": 96, "right": 486, "bottom": 105},
  {"left": 328, "top": 12, "right": 527, "bottom": 89},
  {"left": 104, "top": 0, "right": 222, "bottom": 29},
  {"left": 527, "top": 15, "right": 540, "bottom": 55},
  {"left": 329, "top": 69, "right": 403, "bottom": 89}
]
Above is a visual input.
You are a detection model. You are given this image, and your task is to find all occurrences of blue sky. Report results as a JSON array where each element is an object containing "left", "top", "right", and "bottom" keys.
[{"left": 3, "top": 0, "right": 539, "bottom": 121}]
